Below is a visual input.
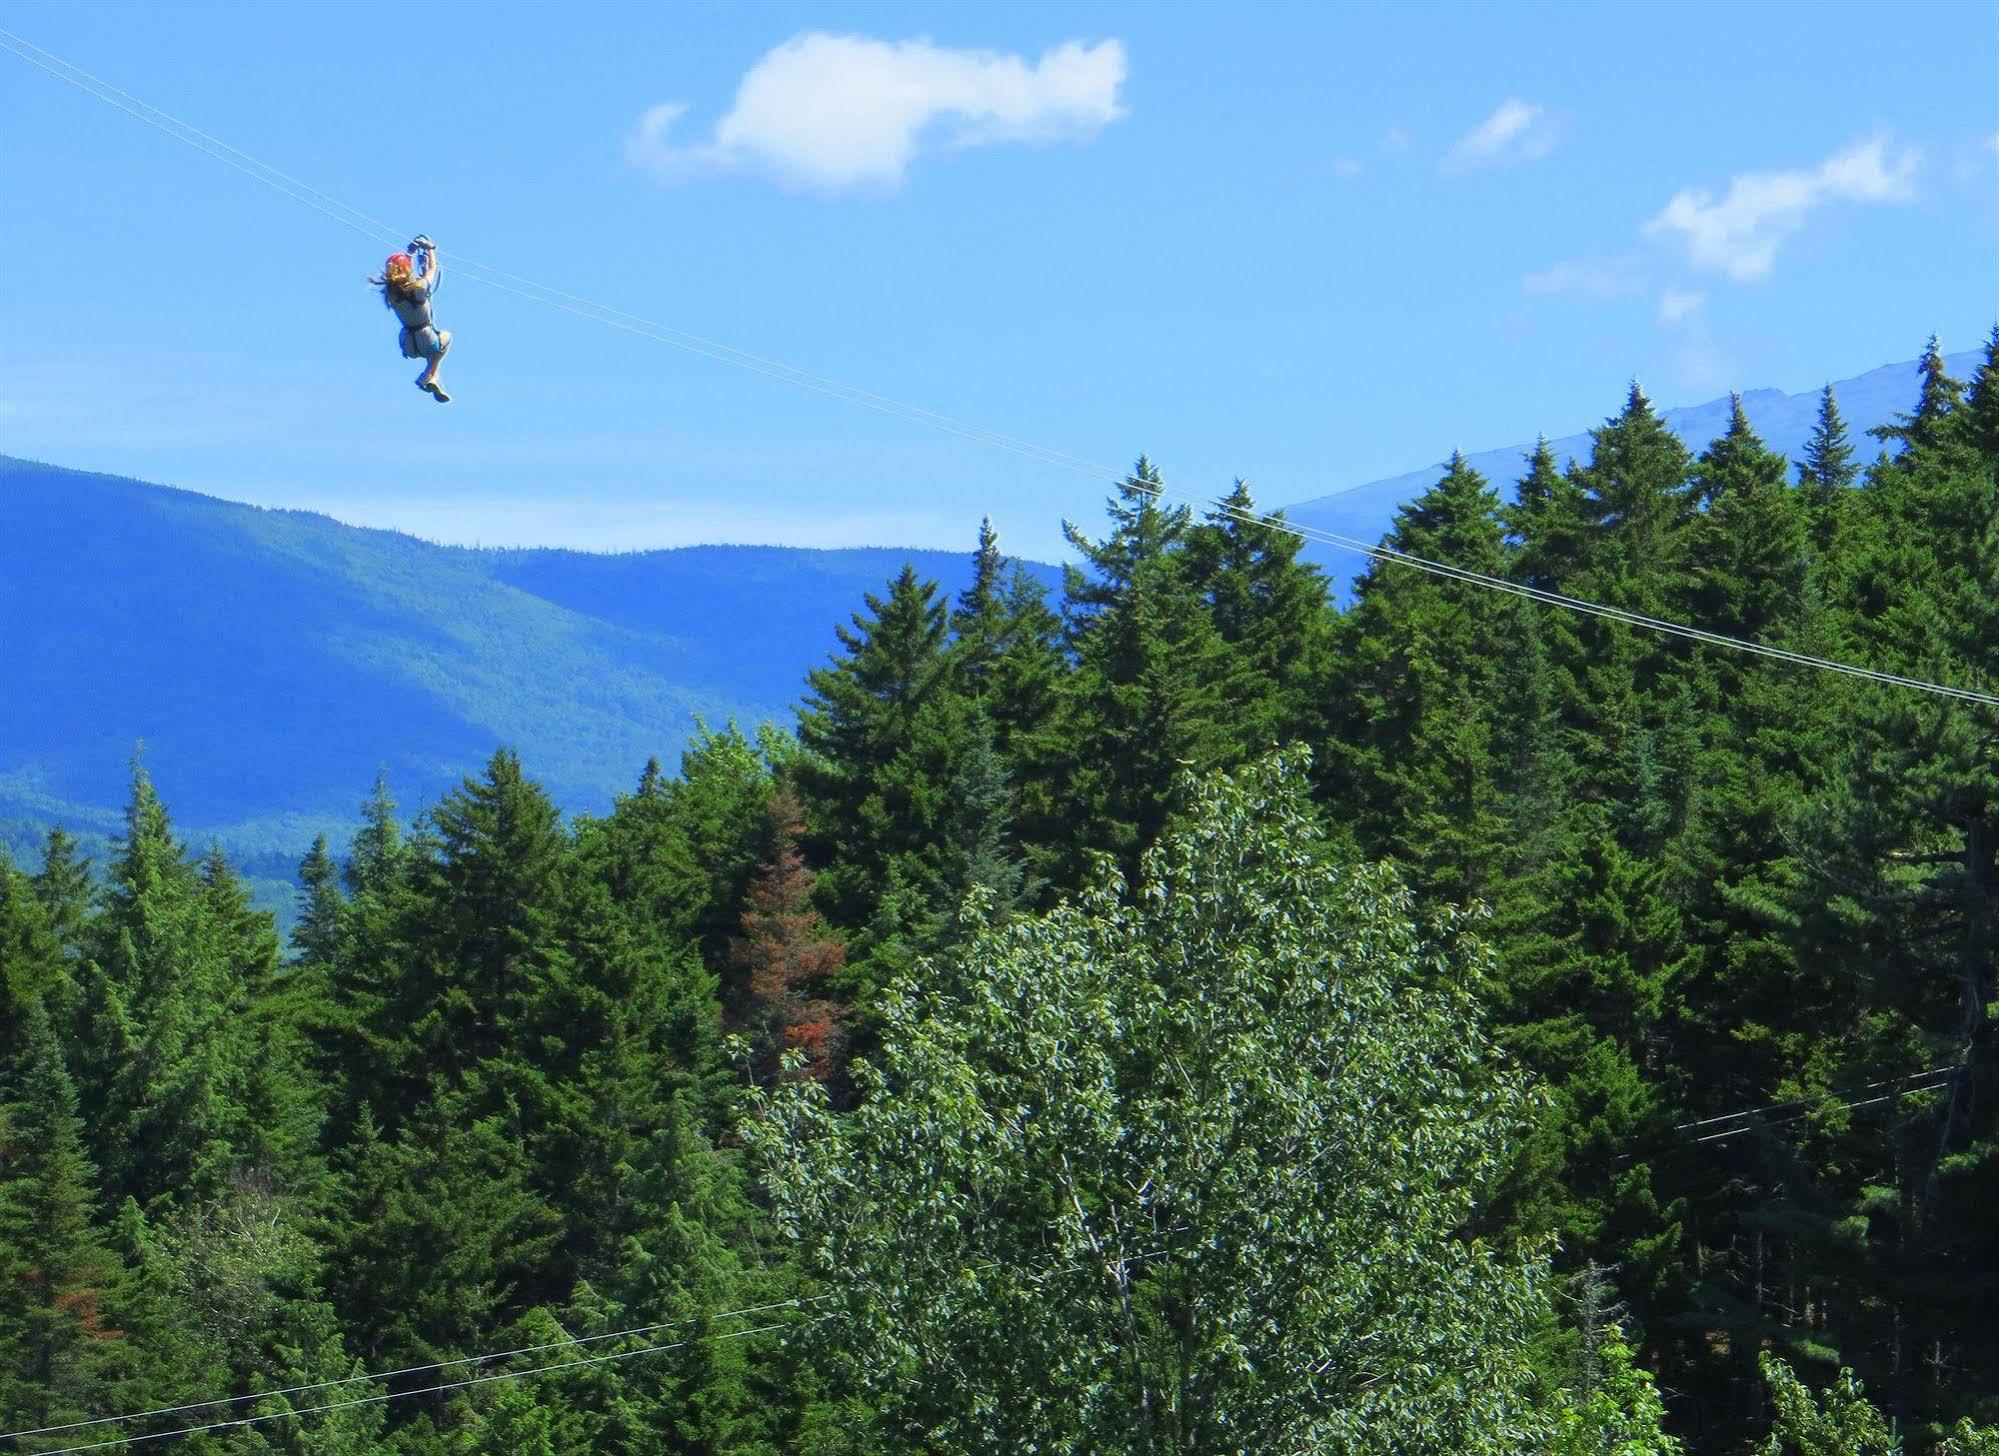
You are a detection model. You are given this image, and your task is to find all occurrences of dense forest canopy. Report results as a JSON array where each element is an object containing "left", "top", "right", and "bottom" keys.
[{"left": 4, "top": 329, "right": 1999, "bottom": 1453}]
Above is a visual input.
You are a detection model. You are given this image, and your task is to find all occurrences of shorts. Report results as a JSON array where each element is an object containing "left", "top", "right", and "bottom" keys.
[{"left": 399, "top": 324, "right": 447, "bottom": 362}]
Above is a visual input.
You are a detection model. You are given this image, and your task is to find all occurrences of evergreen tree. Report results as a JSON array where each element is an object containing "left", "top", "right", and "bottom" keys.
[
  {"left": 1564, "top": 385, "right": 1700, "bottom": 841},
  {"left": 571, "top": 755, "right": 727, "bottom": 1130},
  {"left": 976, "top": 562, "right": 1069, "bottom": 882},
  {"left": 1958, "top": 324, "right": 1999, "bottom": 469},
  {"left": 392, "top": 750, "right": 576, "bottom": 1106},
  {"left": 1682, "top": 395, "right": 1808, "bottom": 650},
  {"left": 1183, "top": 479, "right": 1334, "bottom": 748},
  {"left": 796, "top": 564, "right": 959, "bottom": 925},
  {"left": 345, "top": 773, "right": 403, "bottom": 898},
  {"left": 948, "top": 516, "right": 1012, "bottom": 698},
  {"left": 76, "top": 765, "right": 261, "bottom": 1206},
  {"left": 1054, "top": 461, "right": 1250, "bottom": 884},
  {"left": 325, "top": 1105, "right": 560, "bottom": 1364},
  {"left": 1060, "top": 456, "right": 1190, "bottom": 633},
  {"left": 1870, "top": 334, "right": 1964, "bottom": 461},
  {"left": 1506, "top": 437, "right": 1590, "bottom": 594},
  {"left": 1575, "top": 383, "right": 1695, "bottom": 609},
  {"left": 0, "top": 1002, "right": 130, "bottom": 1431},
  {"left": 1327, "top": 454, "right": 1518, "bottom": 904},
  {"left": 938, "top": 706, "right": 1035, "bottom": 923},
  {"left": 30, "top": 826, "right": 93, "bottom": 974},
  {"left": 291, "top": 835, "right": 347, "bottom": 970},
  {"left": 1797, "top": 385, "right": 1858, "bottom": 559},
  {"left": 0, "top": 850, "right": 65, "bottom": 1060}
]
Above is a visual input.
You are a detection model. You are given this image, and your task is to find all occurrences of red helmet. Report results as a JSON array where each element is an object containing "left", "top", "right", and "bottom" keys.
[{"left": 383, "top": 252, "right": 414, "bottom": 283}]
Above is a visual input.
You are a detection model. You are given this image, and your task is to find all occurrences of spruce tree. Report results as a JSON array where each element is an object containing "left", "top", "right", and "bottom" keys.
[
  {"left": 1682, "top": 395, "right": 1807, "bottom": 650},
  {"left": 1183, "top": 479, "right": 1335, "bottom": 748},
  {"left": 1797, "top": 385, "right": 1858, "bottom": 554},
  {"left": 291, "top": 835, "right": 347, "bottom": 970},
  {"left": 77, "top": 765, "right": 259, "bottom": 1206},
  {"left": 1957, "top": 324, "right": 1999, "bottom": 469},
  {"left": 1326, "top": 454, "right": 1517, "bottom": 905},
  {"left": 0, "top": 850, "right": 65, "bottom": 1059},
  {"left": 1563, "top": 385, "right": 1699, "bottom": 840},
  {"left": 796, "top": 564, "right": 959, "bottom": 925},
  {"left": 665, "top": 723, "right": 785, "bottom": 967},
  {"left": 345, "top": 772, "right": 403, "bottom": 897},
  {"left": 1060, "top": 456, "right": 1190, "bottom": 634},
  {"left": 30, "top": 826, "right": 93, "bottom": 975},
  {"left": 1870, "top": 334, "right": 1964, "bottom": 461},
  {"left": 978, "top": 563, "right": 1069, "bottom": 881},
  {"left": 1506, "top": 437, "right": 1590, "bottom": 593},
  {"left": 0, "top": 1002, "right": 130, "bottom": 1430},
  {"left": 949, "top": 516, "right": 1011, "bottom": 698},
  {"left": 1055, "top": 460, "right": 1250, "bottom": 885},
  {"left": 938, "top": 706, "right": 1035, "bottom": 922}
]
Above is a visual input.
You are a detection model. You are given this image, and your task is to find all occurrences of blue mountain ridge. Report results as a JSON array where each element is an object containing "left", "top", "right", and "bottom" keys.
[
  {"left": 0, "top": 455, "right": 1056, "bottom": 882},
  {"left": 1279, "top": 350, "right": 1984, "bottom": 596}
]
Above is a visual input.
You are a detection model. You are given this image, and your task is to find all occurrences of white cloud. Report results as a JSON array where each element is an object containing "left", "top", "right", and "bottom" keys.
[
  {"left": 1657, "top": 287, "right": 1705, "bottom": 326},
  {"left": 1644, "top": 134, "right": 1921, "bottom": 282},
  {"left": 1523, "top": 253, "right": 1645, "bottom": 300},
  {"left": 1445, "top": 99, "right": 1563, "bottom": 172},
  {"left": 628, "top": 32, "right": 1127, "bottom": 191}
]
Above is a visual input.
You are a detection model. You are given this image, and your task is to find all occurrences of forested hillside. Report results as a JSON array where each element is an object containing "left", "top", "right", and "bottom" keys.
[
  {"left": 0, "top": 457, "right": 1054, "bottom": 865},
  {"left": 4, "top": 330, "right": 1999, "bottom": 1453}
]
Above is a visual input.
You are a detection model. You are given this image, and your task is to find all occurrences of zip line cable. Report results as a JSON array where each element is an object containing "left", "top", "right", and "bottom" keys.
[
  {"left": 0, "top": 29, "right": 408, "bottom": 247},
  {"left": 0, "top": 38, "right": 400, "bottom": 250},
  {"left": 6, "top": 26, "right": 1997, "bottom": 707},
  {"left": 7, "top": 1235, "right": 1191, "bottom": 1448},
  {"left": 1682, "top": 1069, "right": 1959, "bottom": 1147},
  {"left": 1672, "top": 1065, "right": 1958, "bottom": 1138},
  {"left": 0, "top": 1295, "right": 820, "bottom": 1443},
  {"left": 0, "top": 29, "right": 1106, "bottom": 479},
  {"left": 24, "top": 1318, "right": 817, "bottom": 1456}
]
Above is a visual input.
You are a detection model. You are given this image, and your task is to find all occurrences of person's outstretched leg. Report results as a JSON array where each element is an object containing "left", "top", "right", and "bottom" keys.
[{"left": 418, "top": 331, "right": 453, "bottom": 401}]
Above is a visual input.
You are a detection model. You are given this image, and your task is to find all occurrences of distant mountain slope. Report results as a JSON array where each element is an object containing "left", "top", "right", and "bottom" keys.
[
  {"left": 0, "top": 456, "right": 1045, "bottom": 864},
  {"left": 1281, "top": 350, "right": 1984, "bottom": 594}
]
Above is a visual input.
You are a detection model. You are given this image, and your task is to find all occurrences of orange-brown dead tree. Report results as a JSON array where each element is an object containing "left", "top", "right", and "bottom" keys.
[{"left": 730, "top": 787, "right": 848, "bottom": 1083}]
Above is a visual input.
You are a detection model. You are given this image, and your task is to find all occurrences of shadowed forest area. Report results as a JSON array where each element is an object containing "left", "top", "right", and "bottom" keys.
[{"left": 5, "top": 331, "right": 1999, "bottom": 1453}]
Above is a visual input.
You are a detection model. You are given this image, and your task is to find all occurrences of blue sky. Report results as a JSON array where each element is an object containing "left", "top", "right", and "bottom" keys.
[{"left": 2, "top": 1, "right": 1994, "bottom": 560}]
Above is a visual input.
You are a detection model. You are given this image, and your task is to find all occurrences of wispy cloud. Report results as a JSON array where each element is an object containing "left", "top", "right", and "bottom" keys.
[
  {"left": 628, "top": 32, "right": 1127, "bottom": 192},
  {"left": 1656, "top": 287, "right": 1705, "bottom": 326},
  {"left": 1644, "top": 134, "right": 1921, "bottom": 282},
  {"left": 1444, "top": 99, "right": 1564, "bottom": 172},
  {"left": 1523, "top": 253, "right": 1645, "bottom": 300}
]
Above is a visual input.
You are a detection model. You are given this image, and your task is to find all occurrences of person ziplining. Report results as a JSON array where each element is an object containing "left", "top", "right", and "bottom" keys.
[
  {"left": 371, "top": 235, "right": 452, "bottom": 403},
  {"left": 3, "top": 26, "right": 1998, "bottom": 709}
]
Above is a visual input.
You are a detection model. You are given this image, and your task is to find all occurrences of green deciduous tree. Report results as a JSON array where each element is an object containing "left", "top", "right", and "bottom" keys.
[{"left": 749, "top": 754, "right": 1552, "bottom": 1456}]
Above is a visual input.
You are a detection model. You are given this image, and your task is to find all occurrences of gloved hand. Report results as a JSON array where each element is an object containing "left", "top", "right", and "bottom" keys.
[{"left": 409, "top": 235, "right": 434, "bottom": 251}]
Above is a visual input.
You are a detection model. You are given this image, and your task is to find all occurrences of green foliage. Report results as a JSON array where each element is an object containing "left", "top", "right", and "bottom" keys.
[
  {"left": 9, "top": 344, "right": 1999, "bottom": 1451},
  {"left": 1549, "top": 1329, "right": 1680, "bottom": 1456},
  {"left": 1329, "top": 453, "right": 1519, "bottom": 903},
  {"left": 1759, "top": 1356, "right": 1901, "bottom": 1455},
  {"left": 749, "top": 754, "right": 1552, "bottom": 1455}
]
